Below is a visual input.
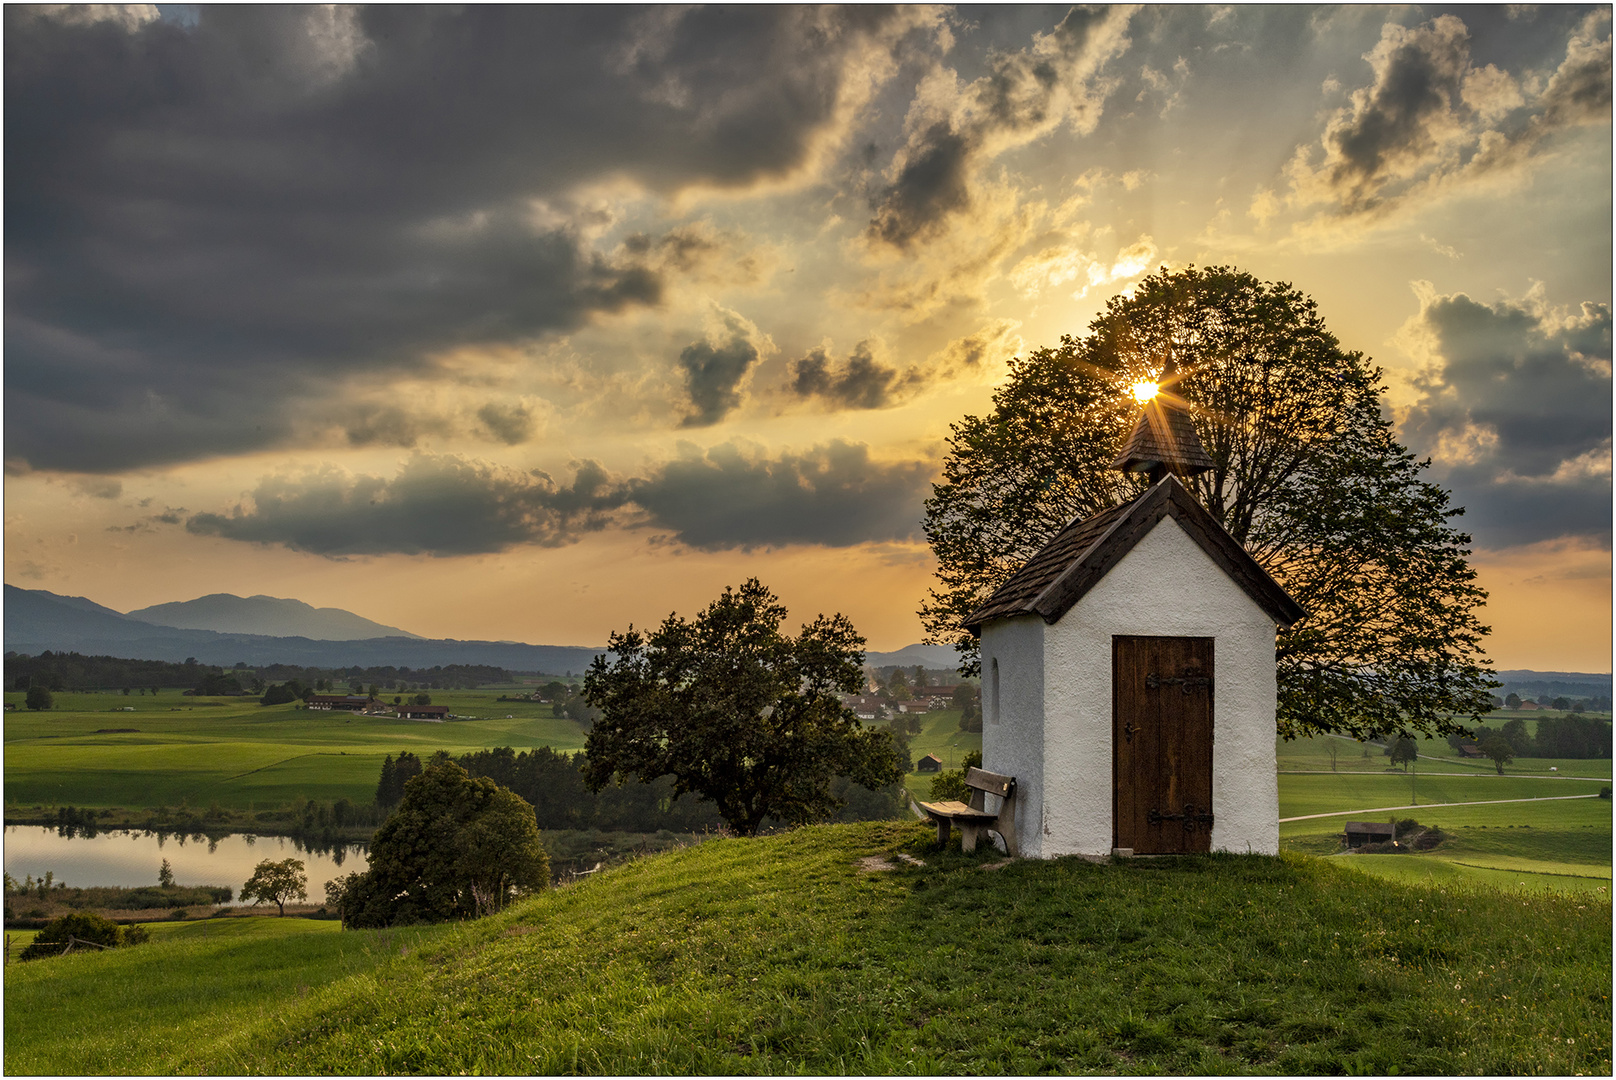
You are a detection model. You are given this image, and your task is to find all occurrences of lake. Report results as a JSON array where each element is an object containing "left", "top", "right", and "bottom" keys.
[{"left": 3, "top": 826, "right": 369, "bottom": 902}]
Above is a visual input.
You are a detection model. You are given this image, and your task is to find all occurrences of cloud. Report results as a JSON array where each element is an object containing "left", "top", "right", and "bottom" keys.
[
  {"left": 185, "top": 455, "right": 632, "bottom": 557},
  {"left": 627, "top": 440, "right": 933, "bottom": 550},
  {"left": 4, "top": 5, "right": 945, "bottom": 471},
  {"left": 789, "top": 341, "right": 922, "bottom": 410},
  {"left": 678, "top": 309, "right": 768, "bottom": 427},
  {"left": 1286, "top": 11, "right": 1611, "bottom": 218},
  {"left": 179, "top": 441, "right": 934, "bottom": 556},
  {"left": 866, "top": 6, "right": 1134, "bottom": 249},
  {"left": 476, "top": 402, "right": 536, "bottom": 446},
  {"left": 1398, "top": 282, "right": 1612, "bottom": 546}
]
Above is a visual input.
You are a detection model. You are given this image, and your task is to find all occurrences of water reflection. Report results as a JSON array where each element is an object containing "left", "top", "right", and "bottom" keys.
[{"left": 3, "top": 826, "right": 369, "bottom": 903}]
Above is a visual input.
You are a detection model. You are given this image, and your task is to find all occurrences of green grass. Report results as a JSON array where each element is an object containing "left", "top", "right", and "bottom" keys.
[
  {"left": 5, "top": 822, "right": 1609, "bottom": 1075},
  {"left": 4, "top": 693, "right": 591, "bottom": 811},
  {"left": 3, "top": 915, "right": 449, "bottom": 1075}
]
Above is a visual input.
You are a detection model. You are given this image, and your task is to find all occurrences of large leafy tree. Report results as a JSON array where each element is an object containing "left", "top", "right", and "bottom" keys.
[
  {"left": 583, "top": 579, "right": 906, "bottom": 836},
  {"left": 241, "top": 858, "right": 307, "bottom": 917},
  {"left": 922, "top": 265, "right": 1495, "bottom": 740},
  {"left": 335, "top": 756, "right": 548, "bottom": 927}
]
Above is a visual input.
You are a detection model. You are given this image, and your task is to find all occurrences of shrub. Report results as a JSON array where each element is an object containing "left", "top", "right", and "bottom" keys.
[{"left": 18, "top": 912, "right": 145, "bottom": 961}]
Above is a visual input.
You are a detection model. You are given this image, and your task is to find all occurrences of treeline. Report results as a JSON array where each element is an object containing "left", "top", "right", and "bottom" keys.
[
  {"left": 5, "top": 652, "right": 234, "bottom": 694},
  {"left": 376, "top": 748, "right": 905, "bottom": 832},
  {"left": 1460, "top": 714, "right": 1613, "bottom": 760},
  {"left": 254, "top": 662, "right": 511, "bottom": 691},
  {"left": 3, "top": 651, "right": 513, "bottom": 694}
]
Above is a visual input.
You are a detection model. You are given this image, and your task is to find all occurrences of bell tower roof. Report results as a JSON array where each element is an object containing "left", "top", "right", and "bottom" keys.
[{"left": 1110, "top": 356, "right": 1213, "bottom": 479}]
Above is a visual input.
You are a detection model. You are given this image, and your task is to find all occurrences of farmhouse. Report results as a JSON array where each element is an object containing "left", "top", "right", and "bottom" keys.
[
  {"left": 306, "top": 694, "right": 372, "bottom": 712},
  {"left": 965, "top": 372, "right": 1303, "bottom": 859},
  {"left": 400, "top": 704, "right": 449, "bottom": 720}
]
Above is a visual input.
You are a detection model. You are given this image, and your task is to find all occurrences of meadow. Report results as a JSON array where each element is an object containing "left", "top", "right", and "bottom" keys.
[
  {"left": 4, "top": 821, "right": 1609, "bottom": 1075},
  {"left": 3, "top": 690, "right": 589, "bottom": 812}
]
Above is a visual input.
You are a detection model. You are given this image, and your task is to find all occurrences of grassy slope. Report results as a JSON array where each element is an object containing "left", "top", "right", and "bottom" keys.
[
  {"left": 3, "top": 692, "right": 589, "bottom": 810},
  {"left": 5, "top": 821, "right": 1609, "bottom": 1076}
]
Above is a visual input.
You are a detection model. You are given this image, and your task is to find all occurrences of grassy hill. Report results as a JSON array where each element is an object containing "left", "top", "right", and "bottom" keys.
[{"left": 5, "top": 821, "right": 1609, "bottom": 1075}]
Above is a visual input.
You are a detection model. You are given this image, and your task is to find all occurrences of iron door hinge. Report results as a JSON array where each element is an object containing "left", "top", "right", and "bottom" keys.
[
  {"left": 1147, "top": 803, "right": 1215, "bottom": 833},
  {"left": 1145, "top": 671, "right": 1211, "bottom": 694}
]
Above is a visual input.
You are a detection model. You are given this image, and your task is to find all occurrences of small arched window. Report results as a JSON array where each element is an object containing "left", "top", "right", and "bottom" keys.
[{"left": 989, "top": 657, "right": 1001, "bottom": 725}]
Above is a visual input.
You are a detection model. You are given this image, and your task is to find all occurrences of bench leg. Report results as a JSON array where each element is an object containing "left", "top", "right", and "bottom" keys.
[
  {"left": 960, "top": 823, "right": 980, "bottom": 853},
  {"left": 934, "top": 818, "right": 951, "bottom": 847}
]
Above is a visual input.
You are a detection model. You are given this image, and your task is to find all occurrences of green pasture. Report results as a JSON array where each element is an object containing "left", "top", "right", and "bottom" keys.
[
  {"left": 1278, "top": 731, "right": 1613, "bottom": 779},
  {"left": 893, "top": 708, "right": 981, "bottom": 804},
  {"left": 4, "top": 915, "right": 446, "bottom": 1075},
  {"left": 1323, "top": 854, "right": 1610, "bottom": 895},
  {"left": 6, "top": 822, "right": 1609, "bottom": 1075},
  {"left": 4, "top": 692, "right": 590, "bottom": 812}
]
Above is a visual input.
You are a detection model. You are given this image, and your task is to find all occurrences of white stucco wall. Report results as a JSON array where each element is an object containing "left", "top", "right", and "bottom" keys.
[
  {"left": 980, "top": 514, "right": 1280, "bottom": 858},
  {"left": 980, "top": 615, "right": 1044, "bottom": 857}
]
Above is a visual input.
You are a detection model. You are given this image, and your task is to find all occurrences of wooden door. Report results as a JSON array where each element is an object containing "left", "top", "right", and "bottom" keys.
[{"left": 1113, "top": 635, "right": 1214, "bottom": 854}]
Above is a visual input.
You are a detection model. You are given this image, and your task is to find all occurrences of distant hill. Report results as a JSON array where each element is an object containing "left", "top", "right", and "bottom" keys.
[
  {"left": 865, "top": 643, "right": 962, "bottom": 670},
  {"left": 3, "top": 585, "right": 605, "bottom": 675},
  {"left": 127, "top": 593, "right": 422, "bottom": 641},
  {"left": 1494, "top": 670, "right": 1612, "bottom": 702}
]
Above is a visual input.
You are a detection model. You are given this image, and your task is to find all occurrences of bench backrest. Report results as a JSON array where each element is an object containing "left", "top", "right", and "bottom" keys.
[{"left": 964, "top": 766, "right": 1015, "bottom": 801}]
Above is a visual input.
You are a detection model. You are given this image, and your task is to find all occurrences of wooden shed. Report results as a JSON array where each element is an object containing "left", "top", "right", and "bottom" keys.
[
  {"left": 916, "top": 753, "right": 944, "bottom": 773},
  {"left": 1344, "top": 822, "right": 1396, "bottom": 848},
  {"left": 964, "top": 375, "right": 1303, "bottom": 859}
]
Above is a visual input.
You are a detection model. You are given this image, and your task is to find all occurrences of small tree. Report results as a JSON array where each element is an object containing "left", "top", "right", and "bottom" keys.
[
  {"left": 25, "top": 684, "right": 53, "bottom": 711},
  {"left": 1480, "top": 735, "right": 1515, "bottom": 775},
  {"left": 241, "top": 858, "right": 307, "bottom": 916},
  {"left": 583, "top": 578, "right": 906, "bottom": 836},
  {"left": 158, "top": 858, "right": 174, "bottom": 888},
  {"left": 335, "top": 758, "right": 548, "bottom": 928},
  {"left": 1390, "top": 737, "right": 1417, "bottom": 771},
  {"left": 1505, "top": 692, "right": 1522, "bottom": 708}
]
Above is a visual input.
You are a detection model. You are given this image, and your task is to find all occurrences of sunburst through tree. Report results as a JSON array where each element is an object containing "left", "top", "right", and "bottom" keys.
[{"left": 922, "top": 264, "right": 1496, "bottom": 740}]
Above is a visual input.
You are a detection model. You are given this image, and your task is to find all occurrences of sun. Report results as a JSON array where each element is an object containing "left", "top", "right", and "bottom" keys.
[{"left": 1130, "top": 380, "right": 1159, "bottom": 404}]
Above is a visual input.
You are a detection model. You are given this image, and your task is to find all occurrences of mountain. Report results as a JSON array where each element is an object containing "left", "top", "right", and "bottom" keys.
[
  {"left": 864, "top": 643, "right": 962, "bottom": 670},
  {"left": 3, "top": 585, "right": 605, "bottom": 674},
  {"left": 1494, "top": 669, "right": 1612, "bottom": 701},
  {"left": 127, "top": 593, "right": 422, "bottom": 640}
]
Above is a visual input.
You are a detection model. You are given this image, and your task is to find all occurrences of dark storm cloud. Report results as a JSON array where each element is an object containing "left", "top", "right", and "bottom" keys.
[
  {"left": 185, "top": 455, "right": 632, "bottom": 557},
  {"left": 1304, "top": 10, "right": 1611, "bottom": 212},
  {"left": 679, "top": 321, "right": 762, "bottom": 427},
  {"left": 180, "top": 441, "right": 933, "bottom": 556},
  {"left": 1400, "top": 291, "right": 1612, "bottom": 547},
  {"left": 476, "top": 403, "right": 536, "bottom": 446},
  {"left": 790, "top": 341, "right": 922, "bottom": 410},
  {"left": 5, "top": 5, "right": 944, "bottom": 471},
  {"left": 867, "top": 5, "right": 1132, "bottom": 248},
  {"left": 626, "top": 440, "right": 932, "bottom": 550}
]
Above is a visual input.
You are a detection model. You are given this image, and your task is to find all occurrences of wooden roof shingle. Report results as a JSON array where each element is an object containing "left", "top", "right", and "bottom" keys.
[{"left": 962, "top": 475, "right": 1305, "bottom": 632}]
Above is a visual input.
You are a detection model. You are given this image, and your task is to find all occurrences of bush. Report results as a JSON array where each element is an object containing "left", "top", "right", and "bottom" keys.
[{"left": 17, "top": 912, "right": 145, "bottom": 961}]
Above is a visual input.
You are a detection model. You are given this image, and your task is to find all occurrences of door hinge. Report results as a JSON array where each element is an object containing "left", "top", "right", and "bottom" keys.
[
  {"left": 1145, "top": 671, "right": 1211, "bottom": 693},
  {"left": 1147, "top": 803, "right": 1215, "bottom": 833}
]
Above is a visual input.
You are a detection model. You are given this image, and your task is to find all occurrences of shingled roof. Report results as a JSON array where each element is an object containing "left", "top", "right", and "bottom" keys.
[
  {"left": 962, "top": 476, "right": 1305, "bottom": 632},
  {"left": 1110, "top": 395, "right": 1214, "bottom": 476}
]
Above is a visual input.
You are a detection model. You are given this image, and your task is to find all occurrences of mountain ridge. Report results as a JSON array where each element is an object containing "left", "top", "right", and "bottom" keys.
[{"left": 127, "top": 592, "right": 422, "bottom": 641}]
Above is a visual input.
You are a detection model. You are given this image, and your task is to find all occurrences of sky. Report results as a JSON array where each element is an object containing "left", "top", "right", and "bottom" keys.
[{"left": 5, "top": 4, "right": 1611, "bottom": 671}]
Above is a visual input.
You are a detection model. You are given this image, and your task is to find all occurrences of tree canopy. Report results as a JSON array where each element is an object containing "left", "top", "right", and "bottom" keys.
[
  {"left": 333, "top": 756, "right": 548, "bottom": 928},
  {"left": 582, "top": 578, "right": 906, "bottom": 836},
  {"left": 922, "top": 265, "right": 1495, "bottom": 741},
  {"left": 241, "top": 858, "right": 307, "bottom": 916}
]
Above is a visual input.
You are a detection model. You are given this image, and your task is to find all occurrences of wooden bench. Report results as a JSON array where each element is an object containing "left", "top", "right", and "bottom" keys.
[{"left": 917, "top": 766, "right": 1018, "bottom": 857}]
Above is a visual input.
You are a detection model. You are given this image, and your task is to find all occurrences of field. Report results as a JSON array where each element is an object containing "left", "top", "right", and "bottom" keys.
[
  {"left": 1276, "top": 732, "right": 1612, "bottom": 895},
  {"left": 4, "top": 821, "right": 1609, "bottom": 1075},
  {"left": 3, "top": 690, "right": 589, "bottom": 812},
  {"left": 7, "top": 693, "right": 1609, "bottom": 900}
]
